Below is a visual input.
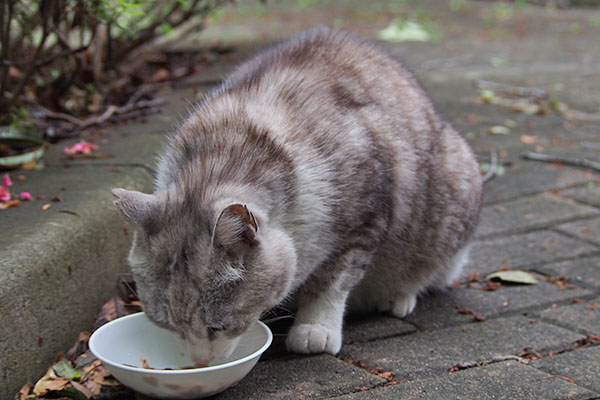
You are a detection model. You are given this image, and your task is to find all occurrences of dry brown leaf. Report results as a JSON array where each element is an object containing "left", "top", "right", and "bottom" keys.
[
  {"left": 151, "top": 68, "right": 170, "bottom": 82},
  {"left": 21, "top": 160, "right": 38, "bottom": 170},
  {"left": 70, "top": 380, "right": 94, "bottom": 397},
  {"left": 84, "top": 378, "right": 103, "bottom": 395},
  {"left": 65, "top": 331, "right": 91, "bottom": 361},
  {"left": 0, "top": 199, "right": 21, "bottom": 209},
  {"left": 520, "top": 134, "right": 539, "bottom": 144},
  {"left": 17, "top": 382, "right": 33, "bottom": 400},
  {"left": 33, "top": 375, "right": 69, "bottom": 396}
]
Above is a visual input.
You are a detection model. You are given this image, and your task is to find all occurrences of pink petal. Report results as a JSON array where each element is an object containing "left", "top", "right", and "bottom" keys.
[
  {"left": 0, "top": 186, "right": 10, "bottom": 202},
  {"left": 3, "top": 173, "right": 13, "bottom": 187},
  {"left": 19, "top": 192, "right": 32, "bottom": 201},
  {"left": 64, "top": 141, "right": 99, "bottom": 155}
]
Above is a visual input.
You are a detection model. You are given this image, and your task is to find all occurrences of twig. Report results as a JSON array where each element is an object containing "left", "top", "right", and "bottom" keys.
[
  {"left": 536, "top": 375, "right": 577, "bottom": 385},
  {"left": 47, "top": 106, "right": 162, "bottom": 140},
  {"left": 473, "top": 80, "right": 548, "bottom": 99},
  {"left": 521, "top": 152, "right": 600, "bottom": 173},
  {"left": 482, "top": 149, "right": 498, "bottom": 183},
  {"left": 79, "top": 99, "right": 164, "bottom": 129}
]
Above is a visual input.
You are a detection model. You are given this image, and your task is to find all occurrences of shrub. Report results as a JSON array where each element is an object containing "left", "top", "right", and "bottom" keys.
[{"left": 0, "top": 0, "right": 230, "bottom": 124}]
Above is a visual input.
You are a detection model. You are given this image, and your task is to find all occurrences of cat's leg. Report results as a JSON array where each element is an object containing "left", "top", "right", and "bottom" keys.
[
  {"left": 285, "top": 249, "right": 370, "bottom": 355},
  {"left": 285, "top": 286, "right": 349, "bottom": 354},
  {"left": 430, "top": 243, "right": 472, "bottom": 290},
  {"left": 391, "top": 292, "right": 418, "bottom": 318},
  {"left": 391, "top": 244, "right": 472, "bottom": 318}
]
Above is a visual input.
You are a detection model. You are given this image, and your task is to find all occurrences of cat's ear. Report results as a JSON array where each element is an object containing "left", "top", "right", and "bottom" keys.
[
  {"left": 112, "top": 188, "right": 158, "bottom": 233},
  {"left": 212, "top": 204, "right": 259, "bottom": 256}
]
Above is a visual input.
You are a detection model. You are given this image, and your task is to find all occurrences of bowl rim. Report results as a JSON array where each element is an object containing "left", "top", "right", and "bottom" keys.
[{"left": 89, "top": 312, "right": 273, "bottom": 375}]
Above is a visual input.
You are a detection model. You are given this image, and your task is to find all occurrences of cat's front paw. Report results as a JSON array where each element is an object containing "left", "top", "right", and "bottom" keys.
[{"left": 285, "top": 323, "right": 342, "bottom": 355}]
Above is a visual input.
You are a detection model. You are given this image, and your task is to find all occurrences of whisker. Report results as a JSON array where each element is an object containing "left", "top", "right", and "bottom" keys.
[{"left": 262, "top": 315, "right": 295, "bottom": 324}]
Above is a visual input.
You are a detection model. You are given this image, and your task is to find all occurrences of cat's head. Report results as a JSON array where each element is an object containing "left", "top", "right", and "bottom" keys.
[{"left": 112, "top": 188, "right": 297, "bottom": 365}]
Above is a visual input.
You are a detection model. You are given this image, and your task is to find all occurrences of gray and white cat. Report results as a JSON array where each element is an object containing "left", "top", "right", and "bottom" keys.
[{"left": 112, "top": 27, "right": 482, "bottom": 365}]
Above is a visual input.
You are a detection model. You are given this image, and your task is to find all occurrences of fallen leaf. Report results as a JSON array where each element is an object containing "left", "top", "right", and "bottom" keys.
[
  {"left": 0, "top": 199, "right": 21, "bottom": 209},
  {"left": 42, "top": 203, "right": 51, "bottom": 210},
  {"left": 69, "top": 380, "right": 94, "bottom": 398},
  {"left": 33, "top": 368, "right": 69, "bottom": 396},
  {"left": 456, "top": 307, "right": 485, "bottom": 322},
  {"left": 0, "top": 173, "right": 12, "bottom": 201},
  {"left": 518, "top": 347, "right": 543, "bottom": 360},
  {"left": 488, "top": 125, "right": 510, "bottom": 135},
  {"left": 16, "top": 382, "right": 33, "bottom": 400},
  {"left": 21, "top": 160, "right": 38, "bottom": 170},
  {"left": 151, "top": 68, "right": 170, "bottom": 82},
  {"left": 520, "top": 134, "right": 539, "bottom": 144},
  {"left": 378, "top": 20, "right": 431, "bottom": 42},
  {"left": 64, "top": 141, "right": 99, "bottom": 155},
  {"left": 19, "top": 192, "right": 32, "bottom": 200},
  {"left": 487, "top": 270, "right": 538, "bottom": 285},
  {"left": 53, "top": 359, "right": 83, "bottom": 379}
]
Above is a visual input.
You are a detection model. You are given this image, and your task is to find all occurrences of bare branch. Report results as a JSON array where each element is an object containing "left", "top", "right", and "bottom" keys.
[
  {"left": 482, "top": 149, "right": 498, "bottom": 183},
  {"left": 521, "top": 151, "right": 600, "bottom": 172}
]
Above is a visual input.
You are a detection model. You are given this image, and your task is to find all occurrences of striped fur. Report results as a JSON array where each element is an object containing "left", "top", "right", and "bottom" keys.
[{"left": 113, "top": 27, "right": 482, "bottom": 362}]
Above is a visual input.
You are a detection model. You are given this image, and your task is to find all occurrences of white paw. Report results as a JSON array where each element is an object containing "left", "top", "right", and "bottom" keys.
[
  {"left": 391, "top": 293, "right": 417, "bottom": 318},
  {"left": 285, "top": 323, "right": 342, "bottom": 355}
]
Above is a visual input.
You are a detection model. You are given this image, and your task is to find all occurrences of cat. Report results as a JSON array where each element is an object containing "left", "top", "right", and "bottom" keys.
[{"left": 112, "top": 27, "right": 482, "bottom": 365}]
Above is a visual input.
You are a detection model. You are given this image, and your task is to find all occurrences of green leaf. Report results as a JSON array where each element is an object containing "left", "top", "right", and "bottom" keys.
[
  {"left": 59, "top": 387, "right": 89, "bottom": 400},
  {"left": 52, "top": 360, "right": 82, "bottom": 380},
  {"left": 480, "top": 89, "right": 495, "bottom": 102},
  {"left": 378, "top": 20, "right": 431, "bottom": 42},
  {"left": 486, "top": 270, "right": 538, "bottom": 285}
]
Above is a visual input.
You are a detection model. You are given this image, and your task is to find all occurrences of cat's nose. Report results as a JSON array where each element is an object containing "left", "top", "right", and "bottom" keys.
[{"left": 189, "top": 350, "right": 212, "bottom": 367}]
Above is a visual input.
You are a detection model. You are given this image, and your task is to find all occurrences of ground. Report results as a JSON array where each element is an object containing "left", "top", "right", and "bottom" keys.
[{"left": 1, "top": 0, "right": 600, "bottom": 399}]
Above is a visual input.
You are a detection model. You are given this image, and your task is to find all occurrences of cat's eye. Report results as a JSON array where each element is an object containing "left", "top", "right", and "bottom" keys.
[{"left": 207, "top": 326, "right": 224, "bottom": 340}]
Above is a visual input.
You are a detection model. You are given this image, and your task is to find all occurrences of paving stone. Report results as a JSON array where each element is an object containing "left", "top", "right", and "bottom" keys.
[
  {"left": 338, "top": 316, "right": 581, "bottom": 381},
  {"left": 482, "top": 161, "right": 592, "bottom": 205},
  {"left": 564, "top": 184, "right": 600, "bottom": 208},
  {"left": 403, "top": 282, "right": 592, "bottom": 331},
  {"left": 477, "top": 194, "right": 599, "bottom": 238},
  {"left": 535, "top": 346, "right": 600, "bottom": 394},
  {"left": 338, "top": 361, "right": 596, "bottom": 400},
  {"left": 214, "top": 355, "right": 384, "bottom": 399},
  {"left": 467, "top": 230, "right": 599, "bottom": 276},
  {"left": 536, "top": 300, "right": 600, "bottom": 335},
  {"left": 555, "top": 215, "right": 600, "bottom": 246},
  {"left": 539, "top": 256, "right": 600, "bottom": 288},
  {"left": 343, "top": 315, "right": 417, "bottom": 345}
]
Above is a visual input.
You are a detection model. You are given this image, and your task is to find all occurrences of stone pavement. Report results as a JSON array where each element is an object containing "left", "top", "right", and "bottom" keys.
[{"left": 2, "top": 0, "right": 600, "bottom": 398}]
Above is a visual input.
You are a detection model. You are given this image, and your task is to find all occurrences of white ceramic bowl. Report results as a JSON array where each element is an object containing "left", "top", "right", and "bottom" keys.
[{"left": 89, "top": 312, "right": 272, "bottom": 399}]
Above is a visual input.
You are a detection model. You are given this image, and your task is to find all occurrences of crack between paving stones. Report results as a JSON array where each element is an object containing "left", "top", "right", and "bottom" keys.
[
  {"left": 476, "top": 213, "right": 600, "bottom": 241},
  {"left": 536, "top": 313, "right": 600, "bottom": 337},
  {"left": 481, "top": 182, "right": 599, "bottom": 207},
  {"left": 336, "top": 356, "right": 406, "bottom": 393},
  {"left": 448, "top": 334, "right": 600, "bottom": 375},
  {"left": 467, "top": 250, "right": 600, "bottom": 279},
  {"left": 343, "top": 327, "right": 418, "bottom": 346},
  {"left": 548, "top": 227, "right": 600, "bottom": 250},
  {"left": 405, "top": 291, "right": 598, "bottom": 334}
]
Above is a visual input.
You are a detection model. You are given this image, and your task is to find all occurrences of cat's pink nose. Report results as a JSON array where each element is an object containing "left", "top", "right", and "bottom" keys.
[{"left": 189, "top": 351, "right": 212, "bottom": 367}]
